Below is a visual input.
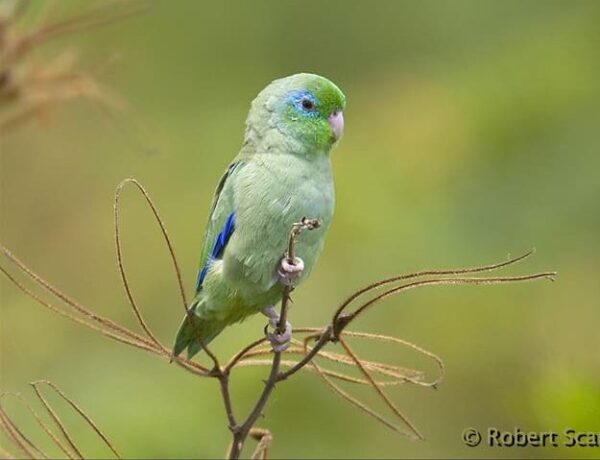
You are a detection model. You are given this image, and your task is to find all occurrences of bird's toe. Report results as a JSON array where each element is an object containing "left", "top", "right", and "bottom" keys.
[{"left": 278, "top": 257, "right": 305, "bottom": 286}]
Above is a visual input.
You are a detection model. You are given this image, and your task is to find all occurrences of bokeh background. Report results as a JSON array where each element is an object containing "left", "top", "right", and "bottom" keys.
[{"left": 2, "top": 1, "right": 599, "bottom": 458}]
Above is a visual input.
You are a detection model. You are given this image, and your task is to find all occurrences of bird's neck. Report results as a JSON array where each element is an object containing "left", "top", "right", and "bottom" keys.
[{"left": 242, "top": 125, "right": 332, "bottom": 158}]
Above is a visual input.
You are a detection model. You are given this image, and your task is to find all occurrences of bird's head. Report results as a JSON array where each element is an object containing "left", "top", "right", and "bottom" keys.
[{"left": 245, "top": 73, "right": 346, "bottom": 155}]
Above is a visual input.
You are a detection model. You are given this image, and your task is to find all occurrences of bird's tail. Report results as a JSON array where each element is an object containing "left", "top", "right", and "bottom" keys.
[{"left": 172, "top": 297, "right": 225, "bottom": 360}]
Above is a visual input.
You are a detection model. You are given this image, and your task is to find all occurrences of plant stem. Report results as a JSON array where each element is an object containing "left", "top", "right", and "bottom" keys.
[{"left": 227, "top": 219, "right": 320, "bottom": 458}]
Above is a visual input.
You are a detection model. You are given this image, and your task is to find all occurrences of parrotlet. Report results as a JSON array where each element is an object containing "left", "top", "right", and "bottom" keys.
[{"left": 173, "top": 73, "right": 346, "bottom": 359}]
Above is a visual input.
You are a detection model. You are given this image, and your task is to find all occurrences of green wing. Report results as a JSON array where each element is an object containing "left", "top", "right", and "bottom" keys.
[
  {"left": 173, "top": 160, "right": 246, "bottom": 358},
  {"left": 194, "top": 160, "right": 244, "bottom": 292}
]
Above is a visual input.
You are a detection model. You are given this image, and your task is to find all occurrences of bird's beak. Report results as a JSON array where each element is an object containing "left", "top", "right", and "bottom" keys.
[{"left": 328, "top": 110, "right": 344, "bottom": 141}]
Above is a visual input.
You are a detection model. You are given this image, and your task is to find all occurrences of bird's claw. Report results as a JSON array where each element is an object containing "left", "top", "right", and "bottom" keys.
[
  {"left": 266, "top": 321, "right": 292, "bottom": 352},
  {"left": 278, "top": 256, "right": 304, "bottom": 286},
  {"left": 262, "top": 306, "right": 292, "bottom": 352}
]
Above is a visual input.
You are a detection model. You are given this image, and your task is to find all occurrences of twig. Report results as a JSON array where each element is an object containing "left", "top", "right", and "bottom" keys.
[
  {"left": 5, "top": 2, "right": 146, "bottom": 65},
  {"left": 32, "top": 381, "right": 121, "bottom": 459},
  {"left": 276, "top": 328, "right": 331, "bottom": 381},
  {"left": 114, "top": 179, "right": 167, "bottom": 348},
  {"left": 0, "top": 178, "right": 557, "bottom": 458},
  {"left": 340, "top": 336, "right": 423, "bottom": 440},
  {"left": 227, "top": 218, "right": 320, "bottom": 459},
  {"left": 218, "top": 375, "right": 238, "bottom": 431},
  {"left": 0, "top": 383, "right": 121, "bottom": 460},
  {"left": 0, "top": 0, "right": 143, "bottom": 133},
  {"left": 305, "top": 346, "right": 405, "bottom": 435},
  {"left": 1, "top": 392, "right": 69, "bottom": 458},
  {"left": 30, "top": 384, "right": 83, "bottom": 459},
  {"left": 249, "top": 428, "right": 272, "bottom": 460},
  {"left": 0, "top": 402, "right": 48, "bottom": 459},
  {"left": 0, "top": 246, "right": 148, "bottom": 344},
  {"left": 341, "top": 331, "right": 444, "bottom": 388},
  {"left": 114, "top": 178, "right": 188, "bottom": 311},
  {"left": 0, "top": 414, "right": 37, "bottom": 459},
  {"left": 332, "top": 250, "right": 541, "bottom": 324},
  {"left": 338, "top": 272, "right": 556, "bottom": 333},
  {"left": 224, "top": 337, "right": 268, "bottom": 373},
  {"left": 0, "top": 266, "right": 161, "bottom": 354},
  {"left": 0, "top": 445, "right": 17, "bottom": 459}
]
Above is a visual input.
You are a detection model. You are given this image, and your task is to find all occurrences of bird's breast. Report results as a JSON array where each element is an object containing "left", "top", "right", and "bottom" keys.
[{"left": 224, "top": 153, "right": 334, "bottom": 296}]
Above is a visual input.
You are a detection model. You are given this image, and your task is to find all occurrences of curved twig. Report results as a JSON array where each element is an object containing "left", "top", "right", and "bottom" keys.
[
  {"left": 0, "top": 177, "right": 558, "bottom": 459},
  {"left": 339, "top": 336, "right": 423, "bottom": 440},
  {"left": 114, "top": 179, "right": 167, "bottom": 348},
  {"left": 302, "top": 335, "right": 408, "bottom": 436},
  {"left": 336, "top": 272, "right": 556, "bottom": 337},
  {"left": 1, "top": 392, "right": 69, "bottom": 459},
  {"left": 333, "top": 250, "right": 537, "bottom": 323},
  {"left": 0, "top": 266, "right": 160, "bottom": 354},
  {"left": 227, "top": 218, "right": 320, "bottom": 459},
  {"left": 32, "top": 381, "right": 121, "bottom": 459},
  {"left": 224, "top": 337, "right": 268, "bottom": 373},
  {"left": 342, "top": 331, "right": 444, "bottom": 388},
  {"left": 0, "top": 245, "right": 147, "bottom": 343},
  {"left": 115, "top": 178, "right": 187, "bottom": 310},
  {"left": 30, "top": 384, "right": 83, "bottom": 459},
  {"left": 0, "top": 399, "right": 49, "bottom": 459}
]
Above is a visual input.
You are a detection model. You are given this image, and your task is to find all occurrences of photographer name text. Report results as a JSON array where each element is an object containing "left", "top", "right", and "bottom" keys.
[{"left": 462, "top": 427, "right": 600, "bottom": 448}]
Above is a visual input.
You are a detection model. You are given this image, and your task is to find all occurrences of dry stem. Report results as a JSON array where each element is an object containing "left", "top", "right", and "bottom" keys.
[
  {"left": 0, "top": 177, "right": 557, "bottom": 459},
  {"left": 0, "top": 382, "right": 121, "bottom": 459}
]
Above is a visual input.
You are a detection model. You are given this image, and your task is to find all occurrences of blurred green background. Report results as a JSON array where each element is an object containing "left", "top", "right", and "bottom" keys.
[{"left": 1, "top": 1, "right": 599, "bottom": 458}]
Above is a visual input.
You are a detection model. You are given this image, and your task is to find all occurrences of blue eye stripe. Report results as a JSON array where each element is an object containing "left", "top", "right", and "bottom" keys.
[{"left": 287, "top": 90, "right": 319, "bottom": 118}]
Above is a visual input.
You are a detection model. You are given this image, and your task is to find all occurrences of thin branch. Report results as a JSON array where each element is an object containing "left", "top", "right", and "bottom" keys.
[
  {"left": 172, "top": 356, "right": 210, "bottom": 376},
  {"left": 345, "top": 273, "right": 556, "bottom": 328},
  {"left": 0, "top": 402, "right": 48, "bottom": 459},
  {"left": 0, "top": 266, "right": 160, "bottom": 354},
  {"left": 1, "top": 186, "right": 212, "bottom": 379},
  {"left": 0, "top": 177, "right": 558, "bottom": 458},
  {"left": 115, "top": 178, "right": 188, "bottom": 311},
  {"left": 0, "top": 392, "right": 70, "bottom": 459},
  {"left": 2, "top": 264, "right": 223, "bottom": 388},
  {"left": 238, "top": 358, "right": 421, "bottom": 387},
  {"left": 30, "top": 384, "right": 83, "bottom": 459},
  {"left": 0, "top": 444, "right": 17, "bottom": 459},
  {"left": 305, "top": 346, "right": 405, "bottom": 435},
  {"left": 113, "top": 178, "right": 221, "bottom": 365},
  {"left": 6, "top": 1, "right": 146, "bottom": 65},
  {"left": 237, "top": 331, "right": 430, "bottom": 385},
  {"left": 339, "top": 336, "right": 423, "bottom": 440},
  {"left": 342, "top": 331, "right": 444, "bottom": 388},
  {"left": 218, "top": 375, "right": 238, "bottom": 431},
  {"left": 249, "top": 428, "right": 272, "bottom": 460},
  {"left": 0, "top": 408, "right": 39, "bottom": 459},
  {"left": 32, "top": 381, "right": 121, "bottom": 459},
  {"left": 0, "top": 262, "right": 211, "bottom": 380},
  {"left": 228, "top": 313, "right": 284, "bottom": 458},
  {"left": 0, "top": 245, "right": 148, "bottom": 343},
  {"left": 276, "top": 329, "right": 331, "bottom": 381},
  {"left": 114, "top": 179, "right": 166, "bottom": 348},
  {"left": 332, "top": 249, "right": 538, "bottom": 323},
  {"left": 224, "top": 337, "right": 268, "bottom": 373},
  {"left": 227, "top": 219, "right": 320, "bottom": 459}
]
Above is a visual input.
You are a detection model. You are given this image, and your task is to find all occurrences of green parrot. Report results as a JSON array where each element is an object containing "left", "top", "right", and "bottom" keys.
[{"left": 172, "top": 73, "right": 346, "bottom": 359}]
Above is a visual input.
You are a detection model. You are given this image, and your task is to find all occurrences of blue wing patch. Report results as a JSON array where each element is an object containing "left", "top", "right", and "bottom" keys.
[{"left": 196, "top": 212, "right": 236, "bottom": 290}]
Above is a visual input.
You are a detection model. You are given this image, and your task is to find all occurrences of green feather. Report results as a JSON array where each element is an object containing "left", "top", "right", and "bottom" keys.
[{"left": 172, "top": 73, "right": 346, "bottom": 358}]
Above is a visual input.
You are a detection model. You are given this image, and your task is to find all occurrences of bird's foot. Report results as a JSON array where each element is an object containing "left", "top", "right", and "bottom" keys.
[
  {"left": 266, "top": 322, "right": 292, "bottom": 353},
  {"left": 278, "top": 256, "right": 304, "bottom": 286},
  {"left": 262, "top": 306, "right": 293, "bottom": 352}
]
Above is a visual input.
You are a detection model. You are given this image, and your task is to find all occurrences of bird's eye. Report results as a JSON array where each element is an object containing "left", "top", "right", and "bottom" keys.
[{"left": 301, "top": 98, "right": 314, "bottom": 110}]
